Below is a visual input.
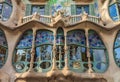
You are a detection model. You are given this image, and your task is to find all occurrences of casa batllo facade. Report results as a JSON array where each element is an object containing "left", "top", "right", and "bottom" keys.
[{"left": 0, "top": 0, "right": 120, "bottom": 82}]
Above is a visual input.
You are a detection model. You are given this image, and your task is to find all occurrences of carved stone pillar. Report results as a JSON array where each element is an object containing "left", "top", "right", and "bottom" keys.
[
  {"left": 29, "top": 29, "right": 36, "bottom": 72},
  {"left": 85, "top": 29, "right": 93, "bottom": 73},
  {"left": 64, "top": 33, "right": 69, "bottom": 70},
  {"left": 51, "top": 34, "right": 57, "bottom": 70}
]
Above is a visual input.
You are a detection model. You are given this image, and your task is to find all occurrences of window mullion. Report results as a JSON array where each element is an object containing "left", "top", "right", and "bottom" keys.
[
  {"left": 29, "top": 29, "right": 36, "bottom": 72},
  {"left": 64, "top": 33, "right": 69, "bottom": 70},
  {"left": 85, "top": 29, "right": 93, "bottom": 73},
  {"left": 51, "top": 33, "right": 57, "bottom": 70}
]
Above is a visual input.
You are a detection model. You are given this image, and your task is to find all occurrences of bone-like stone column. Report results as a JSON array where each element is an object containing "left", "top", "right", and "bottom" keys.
[
  {"left": 29, "top": 29, "right": 36, "bottom": 72},
  {"left": 85, "top": 29, "right": 93, "bottom": 73},
  {"left": 64, "top": 33, "right": 69, "bottom": 70},
  {"left": 51, "top": 33, "right": 57, "bottom": 70}
]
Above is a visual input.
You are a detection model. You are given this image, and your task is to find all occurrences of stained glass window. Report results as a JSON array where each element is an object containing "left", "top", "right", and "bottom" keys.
[
  {"left": 0, "top": 0, "right": 12, "bottom": 21},
  {"left": 0, "top": 30, "right": 8, "bottom": 68},
  {"left": 114, "top": 31, "right": 120, "bottom": 67},
  {"left": 13, "top": 30, "right": 33, "bottom": 73},
  {"left": 34, "top": 30, "right": 54, "bottom": 72},
  {"left": 67, "top": 30, "right": 87, "bottom": 72},
  {"left": 88, "top": 30, "right": 108, "bottom": 72}
]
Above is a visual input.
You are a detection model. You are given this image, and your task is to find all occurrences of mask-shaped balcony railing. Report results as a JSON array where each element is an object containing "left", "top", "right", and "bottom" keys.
[{"left": 19, "top": 12, "right": 103, "bottom": 26}]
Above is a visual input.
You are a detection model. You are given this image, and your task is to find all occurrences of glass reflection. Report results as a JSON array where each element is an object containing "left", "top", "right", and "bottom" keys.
[
  {"left": 67, "top": 30, "right": 87, "bottom": 72},
  {"left": 13, "top": 30, "right": 33, "bottom": 72},
  {"left": 35, "top": 30, "right": 53, "bottom": 72},
  {"left": 89, "top": 30, "right": 108, "bottom": 72}
]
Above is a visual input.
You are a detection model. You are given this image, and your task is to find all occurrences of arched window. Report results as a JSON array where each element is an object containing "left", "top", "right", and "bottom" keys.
[
  {"left": 88, "top": 30, "right": 108, "bottom": 72},
  {"left": 56, "top": 28, "right": 65, "bottom": 69},
  {"left": 13, "top": 30, "right": 33, "bottom": 73},
  {"left": 0, "top": 29, "right": 8, "bottom": 68},
  {"left": 67, "top": 30, "right": 87, "bottom": 72},
  {"left": 0, "top": 0, "right": 12, "bottom": 21},
  {"left": 114, "top": 31, "right": 120, "bottom": 67},
  {"left": 34, "top": 30, "right": 54, "bottom": 72}
]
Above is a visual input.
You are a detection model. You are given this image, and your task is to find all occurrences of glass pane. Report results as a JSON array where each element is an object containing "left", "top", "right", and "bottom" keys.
[
  {"left": 114, "top": 48, "right": 120, "bottom": 67},
  {"left": 35, "top": 30, "right": 53, "bottom": 72},
  {"left": 31, "top": 6, "right": 38, "bottom": 14},
  {"left": 84, "top": 6, "right": 89, "bottom": 14},
  {"left": 56, "top": 28, "right": 65, "bottom": 69},
  {"left": 17, "top": 30, "right": 33, "bottom": 48},
  {"left": 67, "top": 30, "right": 87, "bottom": 72},
  {"left": 0, "top": 4, "right": 3, "bottom": 14},
  {"left": 31, "top": 5, "right": 45, "bottom": 15},
  {"left": 94, "top": 2, "right": 99, "bottom": 16},
  {"left": 109, "top": 4, "right": 119, "bottom": 21},
  {"left": 114, "top": 31, "right": 120, "bottom": 67},
  {"left": 35, "top": 30, "right": 54, "bottom": 45},
  {"left": 0, "top": 30, "right": 7, "bottom": 68},
  {"left": 89, "top": 30, "right": 108, "bottom": 72},
  {"left": 76, "top": 5, "right": 89, "bottom": 15},
  {"left": 89, "top": 30, "right": 104, "bottom": 48},
  {"left": 2, "top": 3, "right": 12, "bottom": 21},
  {"left": 76, "top": 6, "right": 82, "bottom": 15},
  {"left": 115, "top": 31, "right": 120, "bottom": 47},
  {"left": 67, "top": 30, "right": 86, "bottom": 45},
  {"left": 13, "top": 30, "right": 33, "bottom": 72},
  {"left": 93, "top": 49, "right": 106, "bottom": 62},
  {"left": 56, "top": 28, "right": 64, "bottom": 45}
]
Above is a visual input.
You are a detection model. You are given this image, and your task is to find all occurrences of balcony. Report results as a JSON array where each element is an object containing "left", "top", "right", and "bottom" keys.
[{"left": 18, "top": 12, "right": 103, "bottom": 27}]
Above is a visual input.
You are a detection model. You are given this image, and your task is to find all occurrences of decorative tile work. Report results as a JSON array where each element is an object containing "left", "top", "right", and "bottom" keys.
[
  {"left": 35, "top": 30, "right": 54, "bottom": 45},
  {"left": 88, "top": 30, "right": 104, "bottom": 47},
  {"left": 17, "top": 30, "right": 33, "bottom": 48},
  {"left": 67, "top": 30, "right": 86, "bottom": 45}
]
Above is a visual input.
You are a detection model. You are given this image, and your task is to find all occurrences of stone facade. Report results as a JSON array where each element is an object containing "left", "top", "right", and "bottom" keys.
[{"left": 0, "top": 0, "right": 120, "bottom": 82}]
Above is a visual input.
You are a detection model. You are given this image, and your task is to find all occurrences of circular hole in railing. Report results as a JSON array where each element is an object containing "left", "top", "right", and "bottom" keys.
[
  {"left": 40, "top": 62, "right": 51, "bottom": 69},
  {"left": 15, "top": 63, "right": 25, "bottom": 70}
]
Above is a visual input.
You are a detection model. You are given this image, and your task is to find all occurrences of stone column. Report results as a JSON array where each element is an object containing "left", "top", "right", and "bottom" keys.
[
  {"left": 85, "top": 29, "right": 93, "bottom": 73},
  {"left": 51, "top": 33, "right": 57, "bottom": 70},
  {"left": 29, "top": 29, "right": 36, "bottom": 72},
  {"left": 64, "top": 33, "right": 69, "bottom": 70}
]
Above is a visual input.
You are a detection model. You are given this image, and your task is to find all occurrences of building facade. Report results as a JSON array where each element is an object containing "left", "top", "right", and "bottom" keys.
[{"left": 0, "top": 0, "right": 120, "bottom": 82}]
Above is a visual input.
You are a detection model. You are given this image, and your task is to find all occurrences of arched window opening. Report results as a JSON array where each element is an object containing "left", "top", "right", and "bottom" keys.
[
  {"left": 13, "top": 30, "right": 33, "bottom": 73},
  {"left": 34, "top": 30, "right": 54, "bottom": 72},
  {"left": 0, "top": 30, "right": 8, "bottom": 68},
  {"left": 114, "top": 31, "right": 120, "bottom": 67},
  {"left": 67, "top": 30, "right": 87, "bottom": 72},
  {"left": 56, "top": 28, "right": 65, "bottom": 69},
  {"left": 0, "top": 0, "right": 12, "bottom": 21},
  {"left": 88, "top": 30, "right": 108, "bottom": 72}
]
